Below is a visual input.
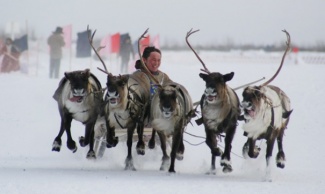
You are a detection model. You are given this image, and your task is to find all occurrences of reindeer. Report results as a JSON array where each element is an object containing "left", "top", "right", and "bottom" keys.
[
  {"left": 88, "top": 27, "right": 151, "bottom": 170},
  {"left": 52, "top": 68, "right": 103, "bottom": 159},
  {"left": 150, "top": 83, "right": 194, "bottom": 173},
  {"left": 239, "top": 30, "right": 293, "bottom": 181},
  {"left": 186, "top": 29, "right": 240, "bottom": 174}
]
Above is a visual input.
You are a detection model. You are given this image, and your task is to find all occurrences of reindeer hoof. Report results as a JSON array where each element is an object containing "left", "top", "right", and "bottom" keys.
[
  {"left": 136, "top": 148, "right": 145, "bottom": 155},
  {"left": 86, "top": 150, "right": 96, "bottom": 159},
  {"left": 125, "top": 159, "right": 136, "bottom": 171},
  {"left": 136, "top": 142, "right": 145, "bottom": 155},
  {"left": 168, "top": 168, "right": 176, "bottom": 173},
  {"left": 222, "top": 164, "right": 233, "bottom": 173},
  {"left": 176, "top": 153, "right": 184, "bottom": 161},
  {"left": 67, "top": 140, "right": 77, "bottom": 153},
  {"left": 52, "top": 140, "right": 61, "bottom": 152},
  {"left": 206, "top": 168, "right": 217, "bottom": 175},
  {"left": 276, "top": 151, "right": 286, "bottom": 168},
  {"left": 79, "top": 136, "right": 89, "bottom": 147},
  {"left": 148, "top": 139, "right": 155, "bottom": 149},
  {"left": 160, "top": 158, "right": 170, "bottom": 171},
  {"left": 106, "top": 137, "right": 118, "bottom": 148}
]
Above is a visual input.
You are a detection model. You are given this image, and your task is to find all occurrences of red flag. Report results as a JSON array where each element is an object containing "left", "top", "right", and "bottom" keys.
[
  {"left": 140, "top": 35, "right": 150, "bottom": 54},
  {"left": 100, "top": 34, "right": 111, "bottom": 56},
  {"left": 152, "top": 34, "right": 159, "bottom": 49},
  {"left": 62, "top": 25, "right": 72, "bottom": 48},
  {"left": 110, "top": 33, "right": 120, "bottom": 53}
]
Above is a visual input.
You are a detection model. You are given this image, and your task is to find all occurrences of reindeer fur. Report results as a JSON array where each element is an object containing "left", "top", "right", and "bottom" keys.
[
  {"left": 240, "top": 85, "right": 292, "bottom": 180},
  {"left": 52, "top": 69, "right": 103, "bottom": 159},
  {"left": 100, "top": 71, "right": 151, "bottom": 170},
  {"left": 197, "top": 72, "right": 240, "bottom": 174},
  {"left": 150, "top": 83, "right": 193, "bottom": 173}
]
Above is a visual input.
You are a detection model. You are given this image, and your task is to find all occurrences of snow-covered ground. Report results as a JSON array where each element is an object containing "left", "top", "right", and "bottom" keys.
[{"left": 0, "top": 48, "right": 324, "bottom": 194}]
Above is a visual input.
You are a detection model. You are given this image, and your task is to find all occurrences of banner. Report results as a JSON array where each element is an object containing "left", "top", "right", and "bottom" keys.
[
  {"left": 110, "top": 33, "right": 120, "bottom": 53},
  {"left": 13, "top": 34, "right": 28, "bottom": 52},
  {"left": 140, "top": 35, "right": 150, "bottom": 54},
  {"left": 62, "top": 25, "right": 72, "bottom": 48},
  {"left": 76, "top": 30, "right": 91, "bottom": 58}
]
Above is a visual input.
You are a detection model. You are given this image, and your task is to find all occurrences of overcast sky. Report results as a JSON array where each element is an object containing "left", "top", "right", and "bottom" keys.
[{"left": 1, "top": 0, "right": 324, "bottom": 46}]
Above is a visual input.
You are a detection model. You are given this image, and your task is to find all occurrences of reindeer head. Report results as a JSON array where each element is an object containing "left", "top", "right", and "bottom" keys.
[
  {"left": 200, "top": 72, "right": 234, "bottom": 104},
  {"left": 105, "top": 74, "right": 129, "bottom": 106},
  {"left": 241, "top": 86, "right": 266, "bottom": 119},
  {"left": 241, "top": 30, "right": 291, "bottom": 120},
  {"left": 158, "top": 86, "right": 178, "bottom": 119},
  {"left": 65, "top": 69, "right": 91, "bottom": 103}
]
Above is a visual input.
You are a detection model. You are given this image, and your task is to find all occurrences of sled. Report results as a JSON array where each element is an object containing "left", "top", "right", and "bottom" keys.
[{"left": 93, "top": 127, "right": 158, "bottom": 158}]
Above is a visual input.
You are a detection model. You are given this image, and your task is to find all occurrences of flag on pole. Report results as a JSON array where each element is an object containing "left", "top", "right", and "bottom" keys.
[
  {"left": 110, "top": 33, "right": 120, "bottom": 53},
  {"left": 62, "top": 25, "right": 72, "bottom": 48},
  {"left": 76, "top": 30, "right": 91, "bottom": 58},
  {"left": 13, "top": 34, "right": 28, "bottom": 52},
  {"left": 140, "top": 34, "right": 150, "bottom": 54}
]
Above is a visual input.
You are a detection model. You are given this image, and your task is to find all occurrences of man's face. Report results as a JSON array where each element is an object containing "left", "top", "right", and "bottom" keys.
[{"left": 144, "top": 51, "right": 161, "bottom": 73}]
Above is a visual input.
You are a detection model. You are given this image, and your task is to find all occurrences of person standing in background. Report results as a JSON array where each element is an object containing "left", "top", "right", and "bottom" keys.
[
  {"left": 119, "top": 36, "right": 134, "bottom": 74},
  {"left": 0, "top": 38, "right": 21, "bottom": 73},
  {"left": 47, "top": 27, "right": 65, "bottom": 79}
]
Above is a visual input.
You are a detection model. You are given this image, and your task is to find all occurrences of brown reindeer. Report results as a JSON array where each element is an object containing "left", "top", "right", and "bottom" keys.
[
  {"left": 150, "top": 83, "right": 194, "bottom": 173},
  {"left": 239, "top": 30, "right": 293, "bottom": 181},
  {"left": 88, "top": 27, "right": 151, "bottom": 170},
  {"left": 186, "top": 29, "right": 240, "bottom": 174},
  {"left": 52, "top": 68, "right": 103, "bottom": 159}
]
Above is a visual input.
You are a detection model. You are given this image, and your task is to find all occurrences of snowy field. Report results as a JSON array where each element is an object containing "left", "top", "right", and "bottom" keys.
[{"left": 0, "top": 49, "right": 324, "bottom": 194}]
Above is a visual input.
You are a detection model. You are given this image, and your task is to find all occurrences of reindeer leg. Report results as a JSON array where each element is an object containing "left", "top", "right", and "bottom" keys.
[
  {"left": 105, "top": 117, "right": 118, "bottom": 148},
  {"left": 169, "top": 128, "right": 182, "bottom": 173},
  {"left": 157, "top": 130, "right": 169, "bottom": 171},
  {"left": 85, "top": 122, "right": 96, "bottom": 159},
  {"left": 265, "top": 136, "right": 277, "bottom": 182},
  {"left": 52, "top": 119, "right": 66, "bottom": 152},
  {"left": 125, "top": 125, "right": 136, "bottom": 171},
  {"left": 276, "top": 127, "right": 286, "bottom": 169},
  {"left": 221, "top": 125, "right": 236, "bottom": 173},
  {"left": 136, "top": 123, "right": 145, "bottom": 155},
  {"left": 148, "top": 129, "right": 156, "bottom": 149},
  {"left": 79, "top": 122, "right": 92, "bottom": 147},
  {"left": 64, "top": 115, "right": 77, "bottom": 153},
  {"left": 176, "top": 134, "right": 185, "bottom": 161},
  {"left": 205, "top": 129, "right": 221, "bottom": 174}
]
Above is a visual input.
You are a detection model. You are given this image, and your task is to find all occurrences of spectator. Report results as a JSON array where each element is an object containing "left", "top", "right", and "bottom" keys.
[
  {"left": 48, "top": 26, "right": 65, "bottom": 78},
  {"left": 119, "top": 36, "right": 134, "bottom": 73},
  {"left": 0, "top": 38, "right": 20, "bottom": 73}
]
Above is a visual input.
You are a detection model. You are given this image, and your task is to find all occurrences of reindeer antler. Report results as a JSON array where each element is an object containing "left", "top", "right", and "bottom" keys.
[
  {"left": 87, "top": 25, "right": 110, "bottom": 75},
  {"left": 186, "top": 28, "right": 211, "bottom": 74},
  {"left": 137, "top": 28, "right": 160, "bottom": 84},
  {"left": 260, "top": 30, "right": 291, "bottom": 87}
]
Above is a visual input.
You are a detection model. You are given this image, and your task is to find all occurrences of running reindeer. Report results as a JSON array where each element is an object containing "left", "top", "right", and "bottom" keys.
[
  {"left": 186, "top": 29, "right": 241, "bottom": 174},
  {"left": 88, "top": 27, "right": 151, "bottom": 170},
  {"left": 52, "top": 68, "right": 103, "bottom": 159},
  {"left": 150, "top": 83, "right": 194, "bottom": 173},
  {"left": 239, "top": 30, "right": 293, "bottom": 181}
]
